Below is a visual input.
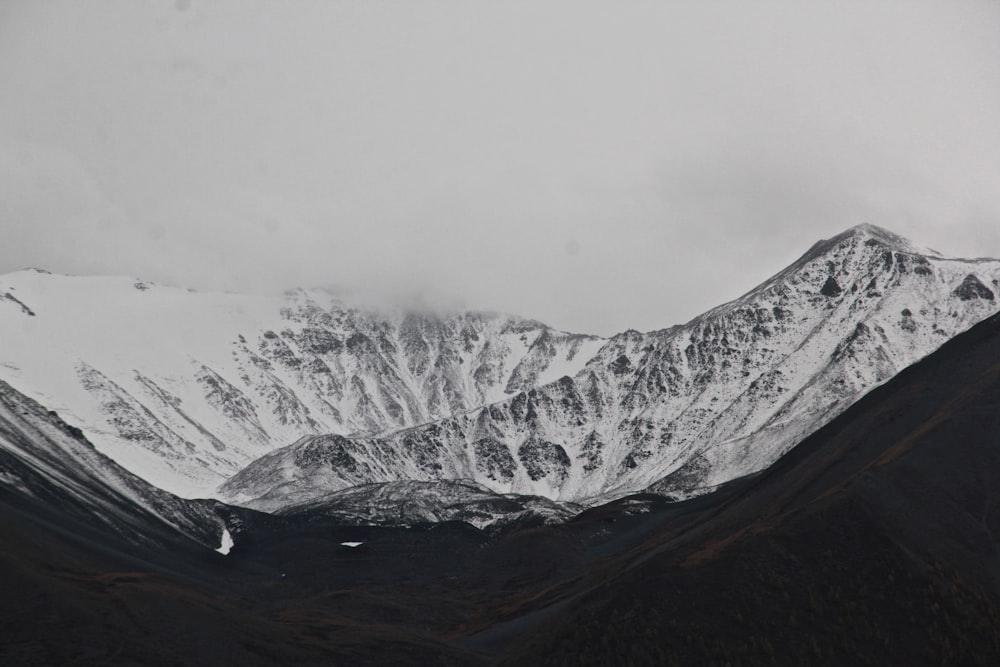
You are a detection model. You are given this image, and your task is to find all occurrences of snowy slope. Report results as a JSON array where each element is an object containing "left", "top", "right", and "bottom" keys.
[
  {"left": 221, "top": 224, "right": 1000, "bottom": 507},
  {"left": 0, "top": 270, "right": 603, "bottom": 497}
]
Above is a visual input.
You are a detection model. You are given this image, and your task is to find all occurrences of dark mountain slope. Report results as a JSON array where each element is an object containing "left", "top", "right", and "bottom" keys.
[
  {"left": 0, "top": 379, "right": 229, "bottom": 553},
  {"left": 500, "top": 311, "right": 1000, "bottom": 665},
  {"left": 0, "top": 380, "right": 486, "bottom": 665}
]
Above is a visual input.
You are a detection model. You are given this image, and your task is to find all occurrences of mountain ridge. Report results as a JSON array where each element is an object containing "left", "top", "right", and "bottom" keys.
[
  {"left": 2, "top": 224, "right": 999, "bottom": 512},
  {"left": 0, "top": 270, "right": 604, "bottom": 497},
  {"left": 222, "top": 223, "right": 1000, "bottom": 508}
]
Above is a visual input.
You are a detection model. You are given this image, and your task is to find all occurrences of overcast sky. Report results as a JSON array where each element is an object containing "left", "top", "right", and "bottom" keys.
[{"left": 2, "top": 1, "right": 999, "bottom": 335}]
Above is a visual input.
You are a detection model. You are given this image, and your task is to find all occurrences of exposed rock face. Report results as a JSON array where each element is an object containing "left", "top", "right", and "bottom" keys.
[
  {"left": 819, "top": 276, "right": 842, "bottom": 297},
  {"left": 952, "top": 273, "right": 995, "bottom": 301},
  {"left": 221, "top": 224, "right": 1000, "bottom": 508},
  {"left": 473, "top": 437, "right": 517, "bottom": 483},
  {"left": 517, "top": 438, "right": 571, "bottom": 483},
  {"left": 276, "top": 479, "right": 581, "bottom": 529}
]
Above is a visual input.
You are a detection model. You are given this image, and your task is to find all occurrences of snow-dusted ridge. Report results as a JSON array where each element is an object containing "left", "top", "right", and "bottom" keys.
[
  {"left": 220, "top": 224, "right": 1000, "bottom": 508},
  {"left": 3, "top": 224, "right": 1000, "bottom": 513}
]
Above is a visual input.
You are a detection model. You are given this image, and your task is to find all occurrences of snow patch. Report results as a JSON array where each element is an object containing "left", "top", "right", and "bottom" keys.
[
  {"left": 215, "top": 528, "right": 234, "bottom": 555},
  {"left": 340, "top": 541, "right": 363, "bottom": 548}
]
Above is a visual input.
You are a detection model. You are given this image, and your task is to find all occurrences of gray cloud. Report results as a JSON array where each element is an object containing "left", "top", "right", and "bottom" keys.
[{"left": 1, "top": 0, "right": 998, "bottom": 335}]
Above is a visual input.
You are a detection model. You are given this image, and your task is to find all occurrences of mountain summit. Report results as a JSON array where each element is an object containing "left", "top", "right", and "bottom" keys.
[
  {"left": 818, "top": 223, "right": 940, "bottom": 256},
  {"left": 220, "top": 224, "right": 1000, "bottom": 508}
]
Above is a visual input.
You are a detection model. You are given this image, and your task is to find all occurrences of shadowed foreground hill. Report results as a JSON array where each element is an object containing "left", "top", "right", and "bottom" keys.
[
  {"left": 500, "top": 311, "right": 1000, "bottom": 665},
  {"left": 4, "top": 312, "right": 1000, "bottom": 665}
]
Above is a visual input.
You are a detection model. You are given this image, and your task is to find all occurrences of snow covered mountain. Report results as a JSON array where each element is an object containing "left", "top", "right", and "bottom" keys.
[
  {"left": 0, "top": 272, "right": 602, "bottom": 498},
  {"left": 221, "top": 224, "right": 1000, "bottom": 508},
  {"left": 2, "top": 224, "right": 999, "bottom": 512},
  {"left": 7, "top": 307, "right": 1000, "bottom": 665}
]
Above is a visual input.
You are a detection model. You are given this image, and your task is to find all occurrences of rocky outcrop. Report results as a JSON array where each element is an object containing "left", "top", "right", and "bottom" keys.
[
  {"left": 952, "top": 273, "right": 995, "bottom": 301},
  {"left": 277, "top": 479, "right": 581, "bottom": 530}
]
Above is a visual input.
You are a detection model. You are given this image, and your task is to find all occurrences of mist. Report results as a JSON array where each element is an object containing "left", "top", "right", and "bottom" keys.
[{"left": 2, "top": 0, "right": 998, "bottom": 335}]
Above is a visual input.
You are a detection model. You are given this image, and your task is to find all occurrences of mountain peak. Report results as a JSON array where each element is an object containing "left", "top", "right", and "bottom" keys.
[
  {"left": 846, "top": 222, "right": 903, "bottom": 241},
  {"left": 840, "top": 223, "right": 941, "bottom": 256},
  {"left": 793, "top": 223, "right": 940, "bottom": 270}
]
